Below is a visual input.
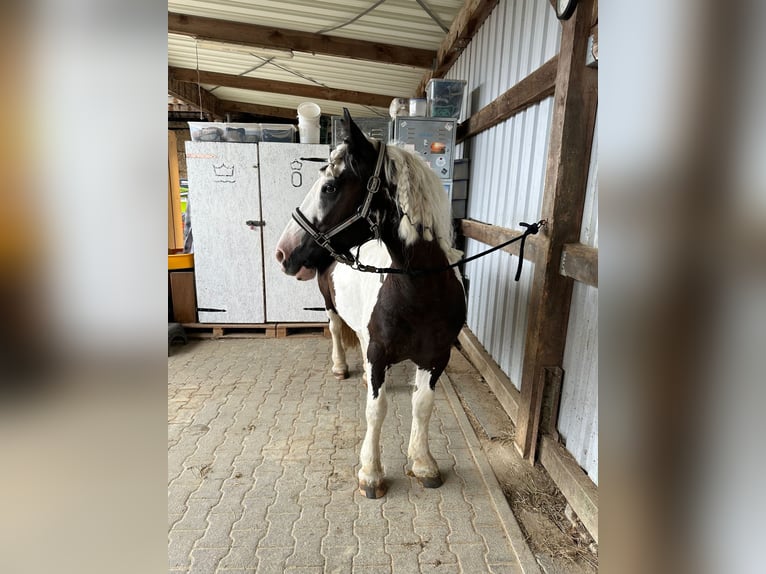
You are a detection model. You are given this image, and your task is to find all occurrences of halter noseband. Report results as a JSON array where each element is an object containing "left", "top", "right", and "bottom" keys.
[{"left": 291, "top": 141, "right": 387, "bottom": 266}]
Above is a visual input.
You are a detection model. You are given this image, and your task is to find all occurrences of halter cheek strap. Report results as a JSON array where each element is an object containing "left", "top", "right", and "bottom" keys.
[{"left": 291, "top": 141, "right": 387, "bottom": 265}]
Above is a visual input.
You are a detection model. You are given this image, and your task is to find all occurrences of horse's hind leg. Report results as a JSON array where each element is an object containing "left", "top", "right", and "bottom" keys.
[
  {"left": 408, "top": 358, "right": 448, "bottom": 488},
  {"left": 358, "top": 358, "right": 388, "bottom": 498},
  {"left": 327, "top": 309, "right": 348, "bottom": 379}
]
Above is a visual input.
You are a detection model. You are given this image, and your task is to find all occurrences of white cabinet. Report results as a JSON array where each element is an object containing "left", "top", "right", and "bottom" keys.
[{"left": 186, "top": 141, "right": 330, "bottom": 323}]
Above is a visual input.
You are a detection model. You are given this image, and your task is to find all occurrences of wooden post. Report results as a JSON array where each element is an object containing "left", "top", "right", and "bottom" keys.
[
  {"left": 168, "top": 131, "right": 184, "bottom": 251},
  {"left": 514, "top": 0, "right": 598, "bottom": 461}
]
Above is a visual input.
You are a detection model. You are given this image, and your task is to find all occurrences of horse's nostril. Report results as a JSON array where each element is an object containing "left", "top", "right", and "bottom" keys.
[{"left": 275, "top": 248, "right": 285, "bottom": 264}]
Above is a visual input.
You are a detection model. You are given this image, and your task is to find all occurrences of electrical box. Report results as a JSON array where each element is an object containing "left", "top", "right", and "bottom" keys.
[{"left": 393, "top": 118, "right": 457, "bottom": 180}]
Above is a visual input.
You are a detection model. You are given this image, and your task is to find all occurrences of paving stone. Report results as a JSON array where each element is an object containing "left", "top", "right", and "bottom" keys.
[
  {"left": 452, "top": 542, "right": 490, "bottom": 573},
  {"left": 385, "top": 543, "right": 422, "bottom": 574},
  {"left": 254, "top": 546, "right": 294, "bottom": 574},
  {"left": 189, "top": 548, "right": 229, "bottom": 573},
  {"left": 218, "top": 544, "right": 259, "bottom": 569},
  {"left": 174, "top": 500, "right": 213, "bottom": 531},
  {"left": 168, "top": 529, "right": 204, "bottom": 569}
]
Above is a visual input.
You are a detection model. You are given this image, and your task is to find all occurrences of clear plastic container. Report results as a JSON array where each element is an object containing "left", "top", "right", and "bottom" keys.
[
  {"left": 221, "top": 123, "right": 260, "bottom": 143},
  {"left": 426, "top": 79, "right": 467, "bottom": 119},
  {"left": 188, "top": 122, "right": 225, "bottom": 142},
  {"left": 260, "top": 124, "right": 297, "bottom": 143}
]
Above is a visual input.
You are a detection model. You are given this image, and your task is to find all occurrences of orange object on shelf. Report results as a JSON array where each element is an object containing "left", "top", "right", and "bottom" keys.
[{"left": 168, "top": 253, "right": 194, "bottom": 270}]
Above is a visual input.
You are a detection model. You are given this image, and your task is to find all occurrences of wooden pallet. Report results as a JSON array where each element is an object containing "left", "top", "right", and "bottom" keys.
[
  {"left": 181, "top": 322, "right": 330, "bottom": 339},
  {"left": 275, "top": 322, "right": 330, "bottom": 339},
  {"left": 181, "top": 323, "right": 276, "bottom": 339}
]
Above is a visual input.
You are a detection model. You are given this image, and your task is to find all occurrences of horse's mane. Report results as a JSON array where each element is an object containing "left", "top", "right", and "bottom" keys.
[{"left": 328, "top": 141, "right": 462, "bottom": 264}]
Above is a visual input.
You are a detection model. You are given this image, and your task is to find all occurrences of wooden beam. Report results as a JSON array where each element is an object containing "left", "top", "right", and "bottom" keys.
[
  {"left": 539, "top": 435, "right": 598, "bottom": 542},
  {"left": 456, "top": 56, "right": 558, "bottom": 143},
  {"left": 169, "top": 12, "right": 435, "bottom": 69},
  {"left": 514, "top": 0, "right": 598, "bottom": 462},
  {"left": 416, "top": 0, "right": 500, "bottom": 95},
  {"left": 168, "top": 76, "right": 223, "bottom": 120},
  {"left": 169, "top": 66, "right": 392, "bottom": 109},
  {"left": 218, "top": 100, "right": 298, "bottom": 120},
  {"left": 460, "top": 219, "right": 544, "bottom": 263},
  {"left": 458, "top": 327, "right": 520, "bottom": 424},
  {"left": 560, "top": 242, "right": 598, "bottom": 287}
]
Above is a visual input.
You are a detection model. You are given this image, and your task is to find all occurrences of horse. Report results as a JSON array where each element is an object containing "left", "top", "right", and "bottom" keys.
[{"left": 275, "top": 109, "right": 467, "bottom": 499}]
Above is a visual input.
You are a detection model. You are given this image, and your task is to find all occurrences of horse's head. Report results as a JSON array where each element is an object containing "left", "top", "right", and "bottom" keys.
[{"left": 275, "top": 109, "right": 387, "bottom": 280}]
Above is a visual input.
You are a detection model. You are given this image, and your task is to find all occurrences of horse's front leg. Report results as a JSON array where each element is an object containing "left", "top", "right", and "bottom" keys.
[
  {"left": 408, "top": 361, "right": 447, "bottom": 488},
  {"left": 358, "top": 358, "right": 387, "bottom": 498},
  {"left": 326, "top": 309, "right": 348, "bottom": 379}
]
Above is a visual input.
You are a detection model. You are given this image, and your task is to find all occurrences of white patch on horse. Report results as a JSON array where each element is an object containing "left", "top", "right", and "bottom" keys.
[
  {"left": 408, "top": 368, "right": 439, "bottom": 480},
  {"left": 326, "top": 308, "right": 348, "bottom": 379},
  {"left": 331, "top": 240, "right": 391, "bottom": 337},
  {"left": 358, "top": 359, "right": 387, "bottom": 496}
]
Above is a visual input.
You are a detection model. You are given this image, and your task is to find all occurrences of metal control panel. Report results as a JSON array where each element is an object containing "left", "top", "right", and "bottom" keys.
[{"left": 393, "top": 118, "right": 457, "bottom": 180}]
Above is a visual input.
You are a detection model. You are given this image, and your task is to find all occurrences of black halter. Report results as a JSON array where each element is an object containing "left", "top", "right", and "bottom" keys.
[{"left": 291, "top": 141, "right": 387, "bottom": 266}]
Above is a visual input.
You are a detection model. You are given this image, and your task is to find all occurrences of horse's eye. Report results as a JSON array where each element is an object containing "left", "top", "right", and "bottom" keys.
[{"left": 322, "top": 183, "right": 337, "bottom": 194}]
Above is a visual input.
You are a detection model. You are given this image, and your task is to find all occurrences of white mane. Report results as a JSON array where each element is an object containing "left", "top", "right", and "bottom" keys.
[{"left": 328, "top": 141, "right": 462, "bottom": 264}]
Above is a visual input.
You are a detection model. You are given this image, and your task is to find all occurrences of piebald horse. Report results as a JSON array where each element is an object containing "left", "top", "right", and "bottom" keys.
[{"left": 275, "top": 110, "right": 467, "bottom": 498}]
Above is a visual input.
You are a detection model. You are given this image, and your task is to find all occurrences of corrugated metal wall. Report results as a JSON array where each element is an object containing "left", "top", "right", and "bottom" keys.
[
  {"left": 445, "top": 0, "right": 598, "bottom": 484},
  {"left": 446, "top": 0, "right": 560, "bottom": 388},
  {"left": 559, "top": 111, "right": 599, "bottom": 483}
]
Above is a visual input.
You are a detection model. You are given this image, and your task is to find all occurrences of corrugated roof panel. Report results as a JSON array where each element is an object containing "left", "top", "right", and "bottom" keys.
[
  {"left": 168, "top": 0, "right": 465, "bottom": 49},
  {"left": 168, "top": 33, "right": 422, "bottom": 97}
]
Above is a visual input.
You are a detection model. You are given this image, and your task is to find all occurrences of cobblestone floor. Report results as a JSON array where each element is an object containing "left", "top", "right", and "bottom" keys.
[{"left": 168, "top": 338, "right": 539, "bottom": 573}]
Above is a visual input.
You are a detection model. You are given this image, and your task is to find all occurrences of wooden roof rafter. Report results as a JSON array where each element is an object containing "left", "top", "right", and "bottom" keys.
[
  {"left": 416, "top": 0, "right": 500, "bottom": 95},
  {"left": 169, "top": 75, "right": 298, "bottom": 121},
  {"left": 168, "top": 76, "right": 224, "bottom": 120},
  {"left": 168, "top": 12, "right": 436, "bottom": 69},
  {"left": 169, "top": 66, "right": 393, "bottom": 109}
]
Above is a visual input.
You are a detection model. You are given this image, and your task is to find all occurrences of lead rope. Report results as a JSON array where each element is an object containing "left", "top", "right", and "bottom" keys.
[{"left": 348, "top": 219, "right": 547, "bottom": 281}]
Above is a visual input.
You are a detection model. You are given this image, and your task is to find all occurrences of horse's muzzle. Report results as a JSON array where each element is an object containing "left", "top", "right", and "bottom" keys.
[{"left": 276, "top": 245, "right": 316, "bottom": 281}]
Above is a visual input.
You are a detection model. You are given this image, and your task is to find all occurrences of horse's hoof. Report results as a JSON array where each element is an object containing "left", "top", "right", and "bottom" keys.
[
  {"left": 333, "top": 369, "right": 349, "bottom": 380},
  {"left": 418, "top": 474, "right": 443, "bottom": 489},
  {"left": 359, "top": 481, "right": 387, "bottom": 499}
]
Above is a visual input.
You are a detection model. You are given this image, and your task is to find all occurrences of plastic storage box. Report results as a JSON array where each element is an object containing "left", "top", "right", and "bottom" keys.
[
  {"left": 426, "top": 79, "right": 467, "bottom": 118},
  {"left": 189, "top": 122, "right": 225, "bottom": 142},
  {"left": 260, "top": 124, "right": 296, "bottom": 143},
  {"left": 189, "top": 122, "right": 296, "bottom": 143},
  {"left": 224, "top": 123, "right": 260, "bottom": 143}
]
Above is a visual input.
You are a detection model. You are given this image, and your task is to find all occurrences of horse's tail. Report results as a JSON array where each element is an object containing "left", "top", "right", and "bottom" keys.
[{"left": 340, "top": 318, "right": 359, "bottom": 350}]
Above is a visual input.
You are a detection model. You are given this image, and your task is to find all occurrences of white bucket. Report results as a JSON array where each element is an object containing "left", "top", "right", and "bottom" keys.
[
  {"left": 297, "top": 102, "right": 321, "bottom": 120},
  {"left": 297, "top": 102, "right": 321, "bottom": 143},
  {"left": 298, "top": 120, "right": 320, "bottom": 144}
]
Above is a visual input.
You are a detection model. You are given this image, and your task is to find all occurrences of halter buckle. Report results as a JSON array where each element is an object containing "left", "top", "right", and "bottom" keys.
[{"left": 367, "top": 175, "right": 381, "bottom": 194}]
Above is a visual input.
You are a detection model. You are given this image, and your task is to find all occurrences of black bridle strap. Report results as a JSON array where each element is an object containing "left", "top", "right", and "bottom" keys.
[
  {"left": 350, "top": 220, "right": 546, "bottom": 281},
  {"left": 291, "top": 141, "right": 387, "bottom": 264}
]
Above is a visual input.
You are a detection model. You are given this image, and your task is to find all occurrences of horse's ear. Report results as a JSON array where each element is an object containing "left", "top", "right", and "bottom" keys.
[{"left": 341, "top": 108, "right": 375, "bottom": 161}]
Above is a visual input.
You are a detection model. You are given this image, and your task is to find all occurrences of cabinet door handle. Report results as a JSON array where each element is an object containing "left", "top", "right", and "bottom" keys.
[
  {"left": 197, "top": 307, "right": 226, "bottom": 313},
  {"left": 245, "top": 220, "right": 265, "bottom": 227}
]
